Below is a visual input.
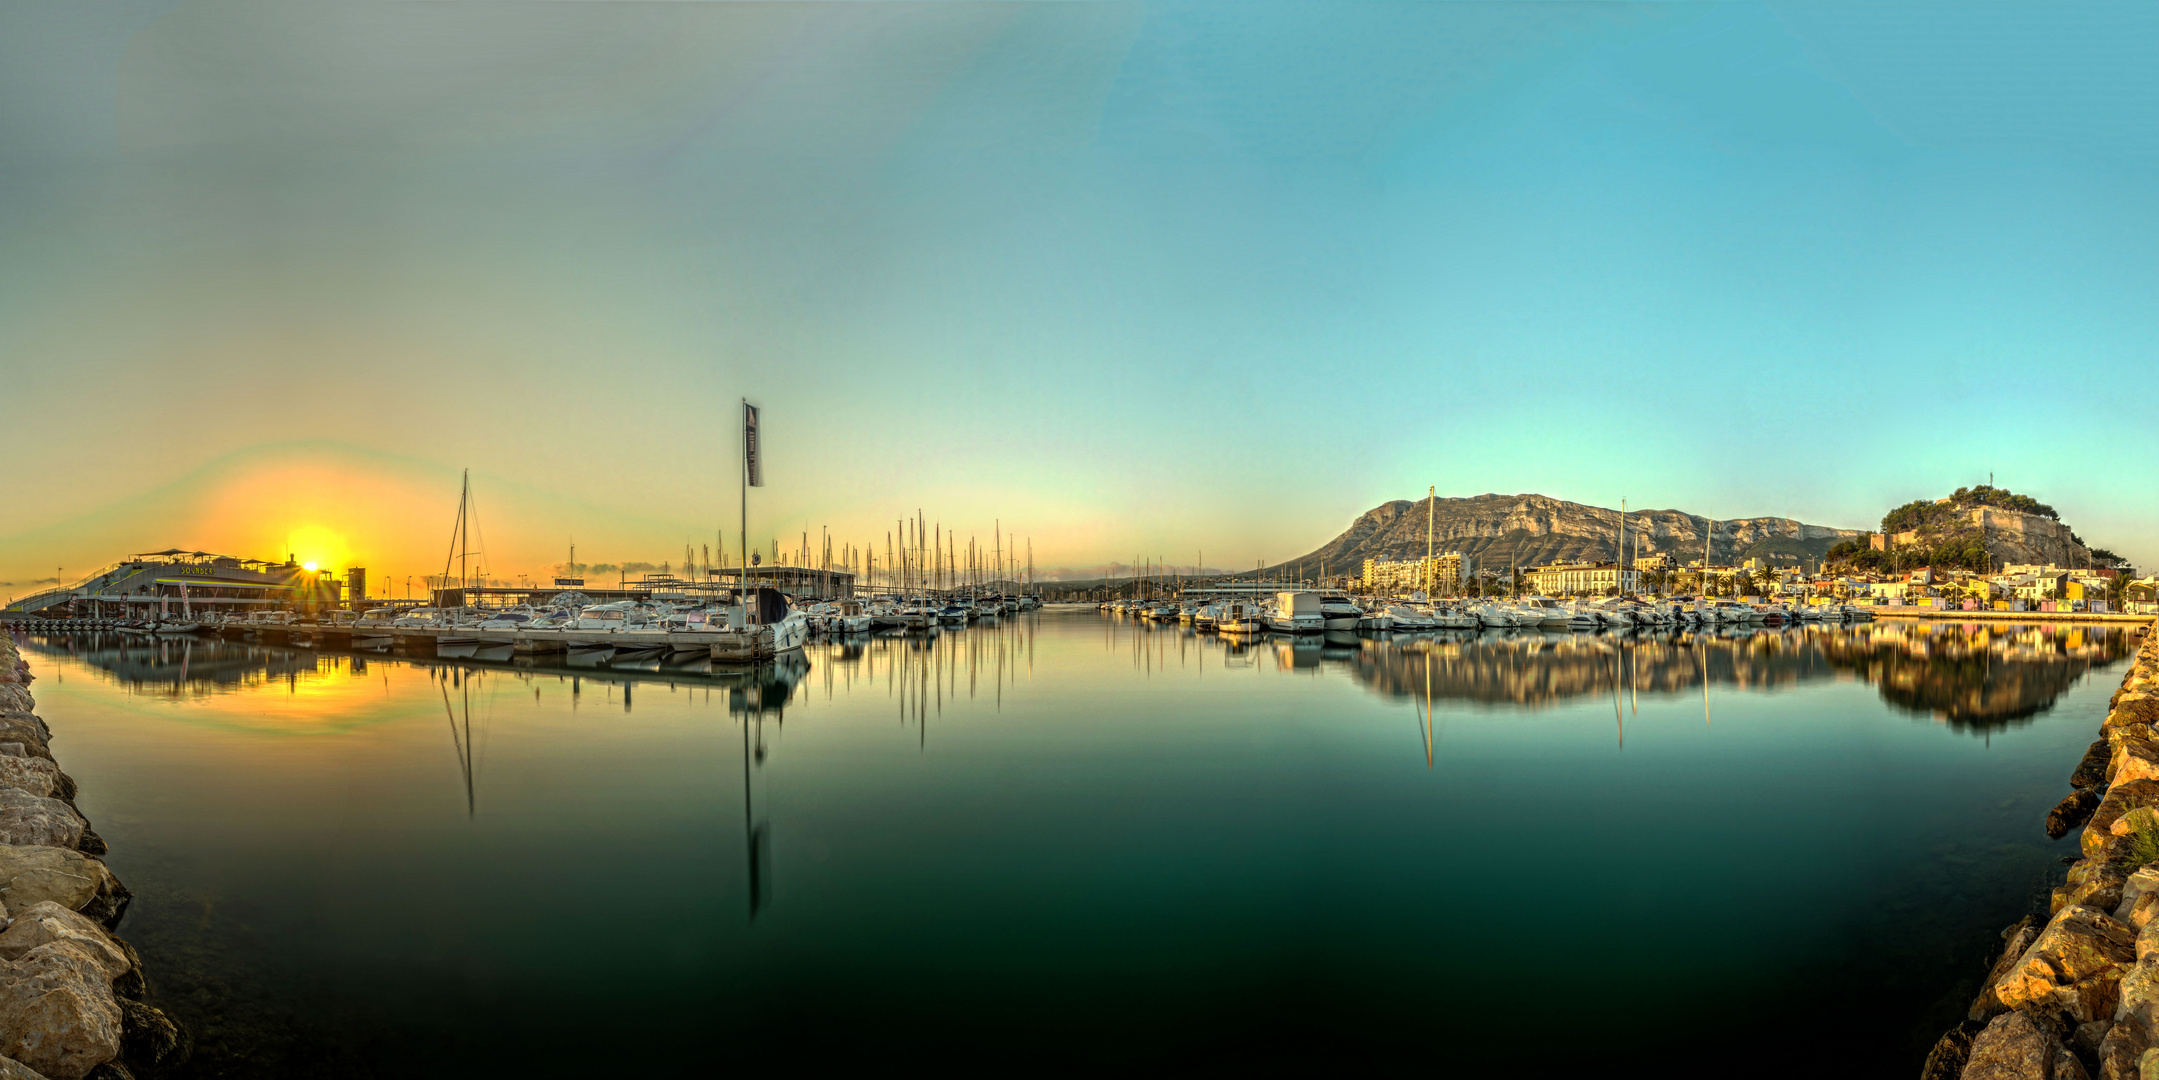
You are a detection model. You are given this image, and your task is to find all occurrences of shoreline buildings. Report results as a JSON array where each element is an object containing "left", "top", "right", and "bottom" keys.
[
  {"left": 1361, "top": 553, "right": 1472, "bottom": 595},
  {"left": 1522, "top": 562, "right": 1642, "bottom": 596}
]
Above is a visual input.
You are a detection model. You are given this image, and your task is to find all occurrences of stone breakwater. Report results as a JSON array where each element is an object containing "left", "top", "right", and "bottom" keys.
[
  {"left": 1924, "top": 626, "right": 2159, "bottom": 1080},
  {"left": 0, "top": 636, "right": 185, "bottom": 1080}
]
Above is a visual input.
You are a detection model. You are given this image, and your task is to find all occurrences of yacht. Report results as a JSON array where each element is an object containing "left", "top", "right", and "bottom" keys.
[
  {"left": 708, "top": 589, "right": 810, "bottom": 661},
  {"left": 1315, "top": 592, "right": 1364, "bottom": 632},
  {"left": 1263, "top": 591, "right": 1324, "bottom": 634}
]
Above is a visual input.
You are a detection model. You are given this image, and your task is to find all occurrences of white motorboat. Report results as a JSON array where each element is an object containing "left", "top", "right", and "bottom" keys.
[
  {"left": 1215, "top": 600, "right": 1264, "bottom": 634},
  {"left": 1385, "top": 604, "right": 1438, "bottom": 630},
  {"left": 1316, "top": 592, "right": 1363, "bottom": 632},
  {"left": 1430, "top": 604, "right": 1480, "bottom": 630},
  {"left": 709, "top": 589, "right": 810, "bottom": 662},
  {"left": 829, "top": 600, "right": 874, "bottom": 634},
  {"left": 1470, "top": 603, "right": 1517, "bottom": 628}
]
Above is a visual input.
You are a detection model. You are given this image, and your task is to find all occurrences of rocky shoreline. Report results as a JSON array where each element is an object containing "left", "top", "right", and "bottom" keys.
[
  {"left": 0, "top": 635, "right": 186, "bottom": 1080},
  {"left": 1925, "top": 625, "right": 2159, "bottom": 1080}
]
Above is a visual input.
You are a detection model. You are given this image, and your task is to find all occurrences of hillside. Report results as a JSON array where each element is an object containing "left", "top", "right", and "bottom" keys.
[
  {"left": 1263, "top": 493, "right": 1869, "bottom": 577},
  {"left": 1828, "top": 486, "right": 2107, "bottom": 572}
]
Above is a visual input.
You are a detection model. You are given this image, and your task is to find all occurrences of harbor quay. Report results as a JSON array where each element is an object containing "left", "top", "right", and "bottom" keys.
[{"left": 1872, "top": 610, "right": 2157, "bottom": 627}]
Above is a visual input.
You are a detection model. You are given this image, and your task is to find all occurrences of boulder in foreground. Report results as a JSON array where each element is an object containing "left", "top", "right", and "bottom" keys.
[
  {"left": 1992, "top": 905, "right": 2136, "bottom": 1023},
  {"left": 0, "top": 941, "right": 120, "bottom": 1080},
  {"left": 0, "top": 906, "right": 126, "bottom": 982},
  {"left": 1960, "top": 1010, "right": 2059, "bottom": 1079},
  {"left": 0, "top": 849, "right": 107, "bottom": 915},
  {"left": 0, "top": 794, "right": 82, "bottom": 852}
]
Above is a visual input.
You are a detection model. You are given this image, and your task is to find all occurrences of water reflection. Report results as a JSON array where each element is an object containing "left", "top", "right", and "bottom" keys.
[
  {"left": 4, "top": 613, "right": 2141, "bottom": 1075},
  {"left": 1093, "top": 617, "right": 2139, "bottom": 734}
]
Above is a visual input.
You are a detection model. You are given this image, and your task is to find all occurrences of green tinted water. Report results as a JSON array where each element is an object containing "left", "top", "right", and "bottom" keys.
[{"left": 13, "top": 614, "right": 2135, "bottom": 1075}]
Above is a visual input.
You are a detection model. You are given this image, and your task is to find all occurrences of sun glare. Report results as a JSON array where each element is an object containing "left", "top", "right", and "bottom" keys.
[{"left": 284, "top": 525, "right": 352, "bottom": 572}]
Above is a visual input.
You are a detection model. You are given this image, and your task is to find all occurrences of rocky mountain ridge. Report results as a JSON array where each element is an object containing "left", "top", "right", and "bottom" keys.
[{"left": 1271, "top": 493, "right": 1870, "bottom": 576}]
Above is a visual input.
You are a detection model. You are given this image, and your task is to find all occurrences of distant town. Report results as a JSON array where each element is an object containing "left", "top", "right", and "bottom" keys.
[{"left": 1350, "top": 551, "right": 2152, "bottom": 616}]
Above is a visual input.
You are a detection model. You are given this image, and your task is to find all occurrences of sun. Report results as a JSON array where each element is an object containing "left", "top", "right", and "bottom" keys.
[{"left": 284, "top": 525, "right": 353, "bottom": 571}]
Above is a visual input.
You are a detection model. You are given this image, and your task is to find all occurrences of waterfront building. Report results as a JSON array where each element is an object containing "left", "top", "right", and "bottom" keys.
[
  {"left": 2, "top": 550, "right": 342, "bottom": 620},
  {"left": 1361, "top": 552, "right": 1472, "bottom": 596},
  {"left": 1522, "top": 562, "right": 1640, "bottom": 596}
]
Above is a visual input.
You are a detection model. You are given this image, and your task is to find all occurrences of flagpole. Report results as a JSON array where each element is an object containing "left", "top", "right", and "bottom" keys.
[{"left": 741, "top": 398, "right": 748, "bottom": 593}]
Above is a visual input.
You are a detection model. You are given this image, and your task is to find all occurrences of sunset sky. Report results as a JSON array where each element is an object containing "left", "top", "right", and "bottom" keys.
[{"left": 4, "top": 2, "right": 2156, "bottom": 593}]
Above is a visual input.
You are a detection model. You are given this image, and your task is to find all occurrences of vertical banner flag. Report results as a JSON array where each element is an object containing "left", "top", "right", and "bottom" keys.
[{"left": 744, "top": 402, "right": 763, "bottom": 487}]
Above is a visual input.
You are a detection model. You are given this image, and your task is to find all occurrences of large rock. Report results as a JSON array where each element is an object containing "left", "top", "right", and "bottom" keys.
[
  {"left": 2117, "top": 694, "right": 2159, "bottom": 730},
  {"left": 0, "top": 1055, "right": 50, "bottom": 1080},
  {"left": 1994, "top": 905, "right": 2138, "bottom": 1023},
  {"left": 115, "top": 1000, "right": 182, "bottom": 1078},
  {"left": 2063, "top": 863, "right": 2133, "bottom": 917},
  {"left": 0, "top": 692, "right": 28, "bottom": 718},
  {"left": 1977, "top": 917, "right": 2044, "bottom": 1020},
  {"left": 0, "top": 850, "right": 108, "bottom": 915},
  {"left": 0, "top": 794, "right": 82, "bottom": 852},
  {"left": 2118, "top": 741, "right": 2159, "bottom": 788},
  {"left": 1926, "top": 1020, "right": 1985, "bottom": 1080},
  {"left": 2080, "top": 741, "right": 2120, "bottom": 789},
  {"left": 0, "top": 730, "right": 46, "bottom": 767},
  {"left": 72, "top": 875, "right": 126, "bottom": 938},
  {"left": 2099, "top": 1020, "right": 2147, "bottom": 1080},
  {"left": 1961, "top": 1010, "right": 2060, "bottom": 1079},
  {"left": 2116, "top": 868, "right": 2159, "bottom": 929},
  {"left": 2119, "top": 962, "right": 2159, "bottom": 1033},
  {"left": 2057, "top": 790, "right": 2106, "bottom": 840},
  {"left": 0, "top": 761, "right": 54, "bottom": 802},
  {"left": 0, "top": 906, "right": 126, "bottom": 983},
  {"left": 2088, "top": 782, "right": 2159, "bottom": 860},
  {"left": 0, "top": 942, "right": 121, "bottom": 1080}
]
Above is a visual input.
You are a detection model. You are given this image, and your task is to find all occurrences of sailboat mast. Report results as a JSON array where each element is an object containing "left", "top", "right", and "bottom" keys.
[{"left": 1426, "top": 484, "right": 1435, "bottom": 596}]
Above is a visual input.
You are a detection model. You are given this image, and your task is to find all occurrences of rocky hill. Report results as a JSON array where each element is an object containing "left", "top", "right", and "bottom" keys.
[
  {"left": 1264, "top": 493, "right": 1869, "bottom": 576},
  {"left": 1832, "top": 486, "right": 2104, "bottom": 572}
]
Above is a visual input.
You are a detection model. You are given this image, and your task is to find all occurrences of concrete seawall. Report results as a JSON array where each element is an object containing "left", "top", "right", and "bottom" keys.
[
  {"left": 0, "top": 634, "right": 186, "bottom": 1080},
  {"left": 1924, "top": 624, "right": 2159, "bottom": 1079}
]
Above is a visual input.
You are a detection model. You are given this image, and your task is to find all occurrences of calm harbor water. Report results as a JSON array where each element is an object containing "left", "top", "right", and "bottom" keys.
[{"left": 10, "top": 612, "right": 2139, "bottom": 1076}]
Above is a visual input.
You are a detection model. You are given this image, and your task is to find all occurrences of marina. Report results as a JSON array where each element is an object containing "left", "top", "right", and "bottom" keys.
[{"left": 5, "top": 5, "right": 2156, "bottom": 1076}]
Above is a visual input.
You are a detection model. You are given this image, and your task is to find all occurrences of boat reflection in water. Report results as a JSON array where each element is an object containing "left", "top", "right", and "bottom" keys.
[
  {"left": 1099, "top": 616, "right": 2141, "bottom": 735},
  {"left": 1357, "top": 622, "right": 2136, "bottom": 733}
]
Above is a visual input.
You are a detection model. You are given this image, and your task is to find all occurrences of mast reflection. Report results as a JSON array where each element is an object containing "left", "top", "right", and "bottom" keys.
[{"left": 1348, "top": 622, "right": 2137, "bottom": 733}]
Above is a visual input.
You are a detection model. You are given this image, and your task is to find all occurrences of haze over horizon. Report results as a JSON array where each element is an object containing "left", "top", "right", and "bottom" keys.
[{"left": 6, "top": 2, "right": 2156, "bottom": 592}]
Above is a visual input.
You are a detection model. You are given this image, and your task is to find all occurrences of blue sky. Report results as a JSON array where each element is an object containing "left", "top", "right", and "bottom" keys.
[{"left": 2, "top": 1, "right": 2154, "bottom": 585}]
